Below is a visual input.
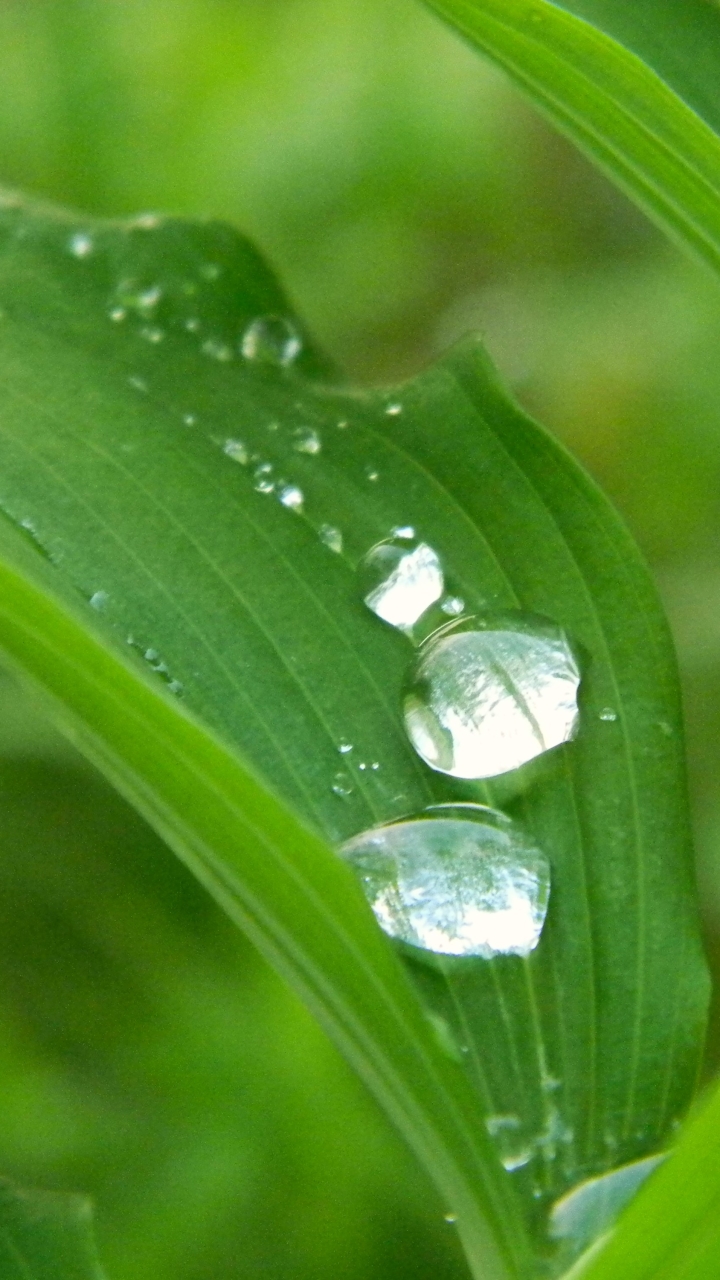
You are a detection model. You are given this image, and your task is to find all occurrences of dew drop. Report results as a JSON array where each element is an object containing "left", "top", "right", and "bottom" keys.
[
  {"left": 391, "top": 525, "right": 415, "bottom": 540},
  {"left": 319, "top": 524, "right": 343, "bottom": 554},
  {"left": 293, "top": 427, "right": 321, "bottom": 455},
  {"left": 182, "top": 413, "right": 197, "bottom": 427},
  {"left": 89, "top": 590, "right": 108, "bottom": 611},
  {"left": 360, "top": 537, "right": 444, "bottom": 632},
  {"left": 599, "top": 707, "right": 617, "bottom": 722},
  {"left": 139, "top": 325, "right": 164, "bottom": 344},
  {"left": 223, "top": 438, "right": 249, "bottom": 465},
  {"left": 200, "top": 261, "right": 221, "bottom": 282},
  {"left": 386, "top": 403, "right": 403, "bottom": 416},
  {"left": 332, "top": 772, "right": 353, "bottom": 798},
  {"left": 443, "top": 1213, "right": 458, "bottom": 1225},
  {"left": 184, "top": 317, "right": 200, "bottom": 333},
  {"left": 550, "top": 1155, "right": 665, "bottom": 1255},
  {"left": 114, "top": 280, "right": 162, "bottom": 318},
  {"left": 278, "top": 483, "right": 304, "bottom": 511},
  {"left": 365, "top": 465, "right": 380, "bottom": 482},
  {"left": 338, "top": 742, "right": 353, "bottom": 755},
  {"left": 253, "top": 463, "right": 275, "bottom": 494},
  {"left": 340, "top": 805, "right": 550, "bottom": 958},
  {"left": 441, "top": 596, "right": 465, "bottom": 618},
  {"left": 241, "top": 315, "right": 302, "bottom": 367},
  {"left": 109, "top": 307, "right": 126, "bottom": 323},
  {"left": 485, "top": 1115, "right": 533, "bottom": 1172},
  {"left": 404, "top": 624, "right": 580, "bottom": 779},
  {"left": 131, "top": 212, "right": 163, "bottom": 230},
  {"left": 128, "top": 375, "right": 147, "bottom": 393},
  {"left": 69, "top": 232, "right": 93, "bottom": 259},
  {"left": 202, "top": 337, "right": 233, "bottom": 362}
]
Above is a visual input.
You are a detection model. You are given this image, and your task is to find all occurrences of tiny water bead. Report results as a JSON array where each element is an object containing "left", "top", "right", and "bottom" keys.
[
  {"left": 68, "top": 232, "right": 93, "bottom": 259},
  {"left": 339, "top": 805, "right": 550, "bottom": 959},
  {"left": 241, "top": 315, "right": 302, "bottom": 367},
  {"left": 223, "top": 438, "right": 249, "bottom": 465},
  {"left": 404, "top": 623, "right": 580, "bottom": 779},
  {"left": 292, "top": 427, "right": 321, "bottom": 455},
  {"left": 485, "top": 1115, "right": 533, "bottom": 1172},
  {"left": 550, "top": 1155, "right": 665, "bottom": 1257},
  {"left": 331, "top": 772, "right": 353, "bottom": 798},
  {"left": 599, "top": 707, "right": 618, "bottom": 722},
  {"left": 278, "top": 483, "right": 304, "bottom": 512},
  {"left": 361, "top": 537, "right": 444, "bottom": 632},
  {"left": 319, "top": 524, "right": 343, "bottom": 554}
]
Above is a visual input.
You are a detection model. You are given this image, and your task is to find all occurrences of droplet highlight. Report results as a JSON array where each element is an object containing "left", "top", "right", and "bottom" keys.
[
  {"left": 278, "top": 483, "right": 304, "bottom": 512},
  {"left": 241, "top": 315, "right": 302, "bottom": 367},
  {"left": 404, "top": 624, "right": 580, "bottom": 778},
  {"left": 340, "top": 806, "right": 550, "bottom": 958},
  {"left": 361, "top": 538, "right": 444, "bottom": 632}
]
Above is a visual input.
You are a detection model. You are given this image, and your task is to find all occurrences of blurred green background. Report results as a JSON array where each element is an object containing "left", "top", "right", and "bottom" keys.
[{"left": 2, "top": 0, "right": 720, "bottom": 1276}]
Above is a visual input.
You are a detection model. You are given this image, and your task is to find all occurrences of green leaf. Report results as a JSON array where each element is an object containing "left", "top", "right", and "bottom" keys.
[
  {"left": 0, "top": 194, "right": 708, "bottom": 1277},
  {"left": 579, "top": 1079, "right": 720, "bottom": 1280},
  {"left": 421, "top": 0, "right": 720, "bottom": 275},
  {"left": 0, "top": 1178, "right": 107, "bottom": 1280}
]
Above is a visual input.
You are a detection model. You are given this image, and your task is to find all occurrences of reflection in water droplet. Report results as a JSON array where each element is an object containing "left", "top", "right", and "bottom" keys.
[
  {"left": 340, "top": 806, "right": 550, "bottom": 958},
  {"left": 319, "top": 524, "right": 343, "bottom": 554},
  {"left": 550, "top": 1155, "right": 665, "bottom": 1255},
  {"left": 485, "top": 1115, "right": 533, "bottom": 1172},
  {"left": 361, "top": 538, "right": 444, "bottom": 632},
  {"left": 293, "top": 427, "right": 321, "bottom": 454},
  {"left": 332, "top": 772, "right": 353, "bottom": 798},
  {"left": 441, "top": 596, "right": 465, "bottom": 617},
  {"left": 241, "top": 315, "right": 302, "bottom": 367},
  {"left": 69, "top": 232, "right": 93, "bottom": 259},
  {"left": 278, "top": 483, "right": 304, "bottom": 511},
  {"left": 223, "top": 438, "right": 249, "bottom": 465},
  {"left": 89, "top": 590, "right": 108, "bottom": 611},
  {"left": 404, "top": 625, "right": 580, "bottom": 778},
  {"left": 599, "top": 707, "right": 617, "bottom": 722}
]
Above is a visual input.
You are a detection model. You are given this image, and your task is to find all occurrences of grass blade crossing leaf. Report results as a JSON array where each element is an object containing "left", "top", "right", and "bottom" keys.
[
  {"left": 0, "top": 1178, "right": 107, "bottom": 1280},
  {"left": 0, "top": 193, "right": 708, "bottom": 1275},
  {"left": 422, "top": 0, "right": 720, "bottom": 276}
]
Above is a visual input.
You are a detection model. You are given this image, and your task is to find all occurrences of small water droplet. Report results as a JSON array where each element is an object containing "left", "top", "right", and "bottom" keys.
[
  {"left": 404, "top": 623, "right": 580, "bottom": 779},
  {"left": 168, "top": 679, "right": 184, "bottom": 695},
  {"left": 128, "top": 375, "right": 148, "bottom": 393},
  {"left": 202, "top": 337, "right": 233, "bottom": 362},
  {"left": 139, "top": 325, "right": 164, "bottom": 344},
  {"left": 444, "top": 1213, "right": 458, "bottom": 1225},
  {"left": 386, "top": 403, "right": 403, "bottom": 416},
  {"left": 253, "top": 462, "right": 275, "bottom": 494},
  {"left": 392, "top": 525, "right": 415, "bottom": 540},
  {"left": 114, "top": 280, "right": 162, "bottom": 318},
  {"left": 319, "top": 524, "right": 343, "bottom": 554},
  {"left": 241, "top": 315, "right": 302, "bottom": 367},
  {"left": 332, "top": 772, "right": 353, "bottom": 798},
  {"left": 340, "top": 805, "right": 550, "bottom": 958},
  {"left": 338, "top": 742, "right": 353, "bottom": 755},
  {"left": 599, "top": 707, "right": 617, "bottom": 722},
  {"left": 371, "top": 761, "right": 381, "bottom": 771},
  {"left": 337, "top": 420, "right": 349, "bottom": 430},
  {"left": 223, "top": 438, "right": 249, "bottom": 465},
  {"left": 361, "top": 537, "right": 444, "bottom": 632},
  {"left": 131, "top": 212, "right": 163, "bottom": 230},
  {"left": 358, "top": 761, "right": 368, "bottom": 771},
  {"left": 364, "top": 465, "right": 380, "bottom": 482},
  {"left": 89, "top": 590, "right": 108, "bottom": 611},
  {"left": 109, "top": 307, "right": 126, "bottom": 323},
  {"left": 182, "top": 413, "right": 197, "bottom": 427},
  {"left": 485, "top": 1115, "right": 533, "bottom": 1171},
  {"left": 184, "top": 317, "right": 200, "bottom": 333},
  {"left": 200, "top": 262, "right": 221, "bottom": 281},
  {"left": 69, "top": 232, "right": 93, "bottom": 259},
  {"left": 441, "top": 596, "right": 465, "bottom": 617},
  {"left": 278, "top": 483, "right": 304, "bottom": 511},
  {"left": 550, "top": 1155, "right": 665, "bottom": 1254},
  {"left": 293, "top": 427, "right": 321, "bottom": 455}
]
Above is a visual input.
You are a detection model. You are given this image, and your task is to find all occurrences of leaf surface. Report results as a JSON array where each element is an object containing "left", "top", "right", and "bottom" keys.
[
  {"left": 0, "top": 194, "right": 708, "bottom": 1276},
  {"left": 0, "top": 1178, "right": 106, "bottom": 1280},
  {"left": 422, "top": 0, "right": 720, "bottom": 276}
]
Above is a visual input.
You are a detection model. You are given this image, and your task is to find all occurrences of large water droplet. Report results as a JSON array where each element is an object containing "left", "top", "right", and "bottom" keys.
[
  {"left": 550, "top": 1155, "right": 664, "bottom": 1256},
  {"left": 340, "top": 806, "right": 550, "bottom": 958},
  {"left": 404, "top": 623, "right": 580, "bottom": 778},
  {"left": 241, "top": 315, "right": 302, "bottom": 367},
  {"left": 360, "top": 538, "right": 444, "bottom": 632}
]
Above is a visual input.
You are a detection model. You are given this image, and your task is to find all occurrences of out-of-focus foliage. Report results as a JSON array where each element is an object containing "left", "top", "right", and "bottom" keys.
[{"left": 1, "top": 1, "right": 720, "bottom": 1278}]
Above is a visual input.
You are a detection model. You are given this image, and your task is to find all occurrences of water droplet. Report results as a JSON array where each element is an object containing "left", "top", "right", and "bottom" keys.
[
  {"left": 69, "top": 232, "right": 93, "bottom": 259},
  {"left": 364, "top": 466, "right": 380, "bottom": 482},
  {"left": 223, "top": 438, "right": 249, "bottom": 465},
  {"left": 168, "top": 679, "right": 184, "bottom": 696},
  {"left": 293, "top": 427, "right": 321, "bottom": 455},
  {"left": 441, "top": 596, "right": 465, "bottom": 617},
  {"left": 340, "top": 805, "right": 550, "bottom": 958},
  {"left": 200, "top": 262, "right": 221, "bottom": 281},
  {"left": 337, "top": 419, "right": 349, "bottom": 430},
  {"left": 386, "top": 403, "right": 403, "bottom": 417},
  {"left": 391, "top": 525, "right": 415, "bottom": 540},
  {"left": 358, "top": 761, "right": 368, "bottom": 771},
  {"left": 485, "top": 1115, "right": 533, "bottom": 1172},
  {"left": 253, "top": 463, "right": 275, "bottom": 494},
  {"left": 241, "top": 315, "right": 302, "bottom": 367},
  {"left": 185, "top": 317, "right": 200, "bottom": 333},
  {"left": 550, "top": 1155, "right": 665, "bottom": 1254},
  {"left": 444, "top": 1213, "right": 458, "bottom": 1225},
  {"left": 131, "top": 212, "right": 163, "bottom": 230},
  {"left": 361, "top": 538, "right": 444, "bottom": 632},
  {"left": 278, "top": 483, "right": 304, "bottom": 511},
  {"left": 89, "top": 590, "right": 108, "bottom": 611},
  {"left": 599, "top": 707, "right": 617, "bottom": 722},
  {"left": 371, "top": 761, "right": 381, "bottom": 771},
  {"left": 332, "top": 772, "right": 353, "bottom": 798},
  {"left": 202, "top": 337, "right": 233, "bottom": 362},
  {"left": 114, "top": 280, "right": 162, "bottom": 318},
  {"left": 319, "top": 524, "right": 343, "bottom": 554},
  {"left": 128, "top": 375, "right": 147, "bottom": 393},
  {"left": 109, "top": 307, "right": 126, "bottom": 323},
  {"left": 182, "top": 413, "right": 197, "bottom": 427},
  {"left": 139, "top": 325, "right": 164, "bottom": 344},
  {"left": 338, "top": 742, "right": 353, "bottom": 755},
  {"left": 404, "top": 623, "right": 580, "bottom": 779}
]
